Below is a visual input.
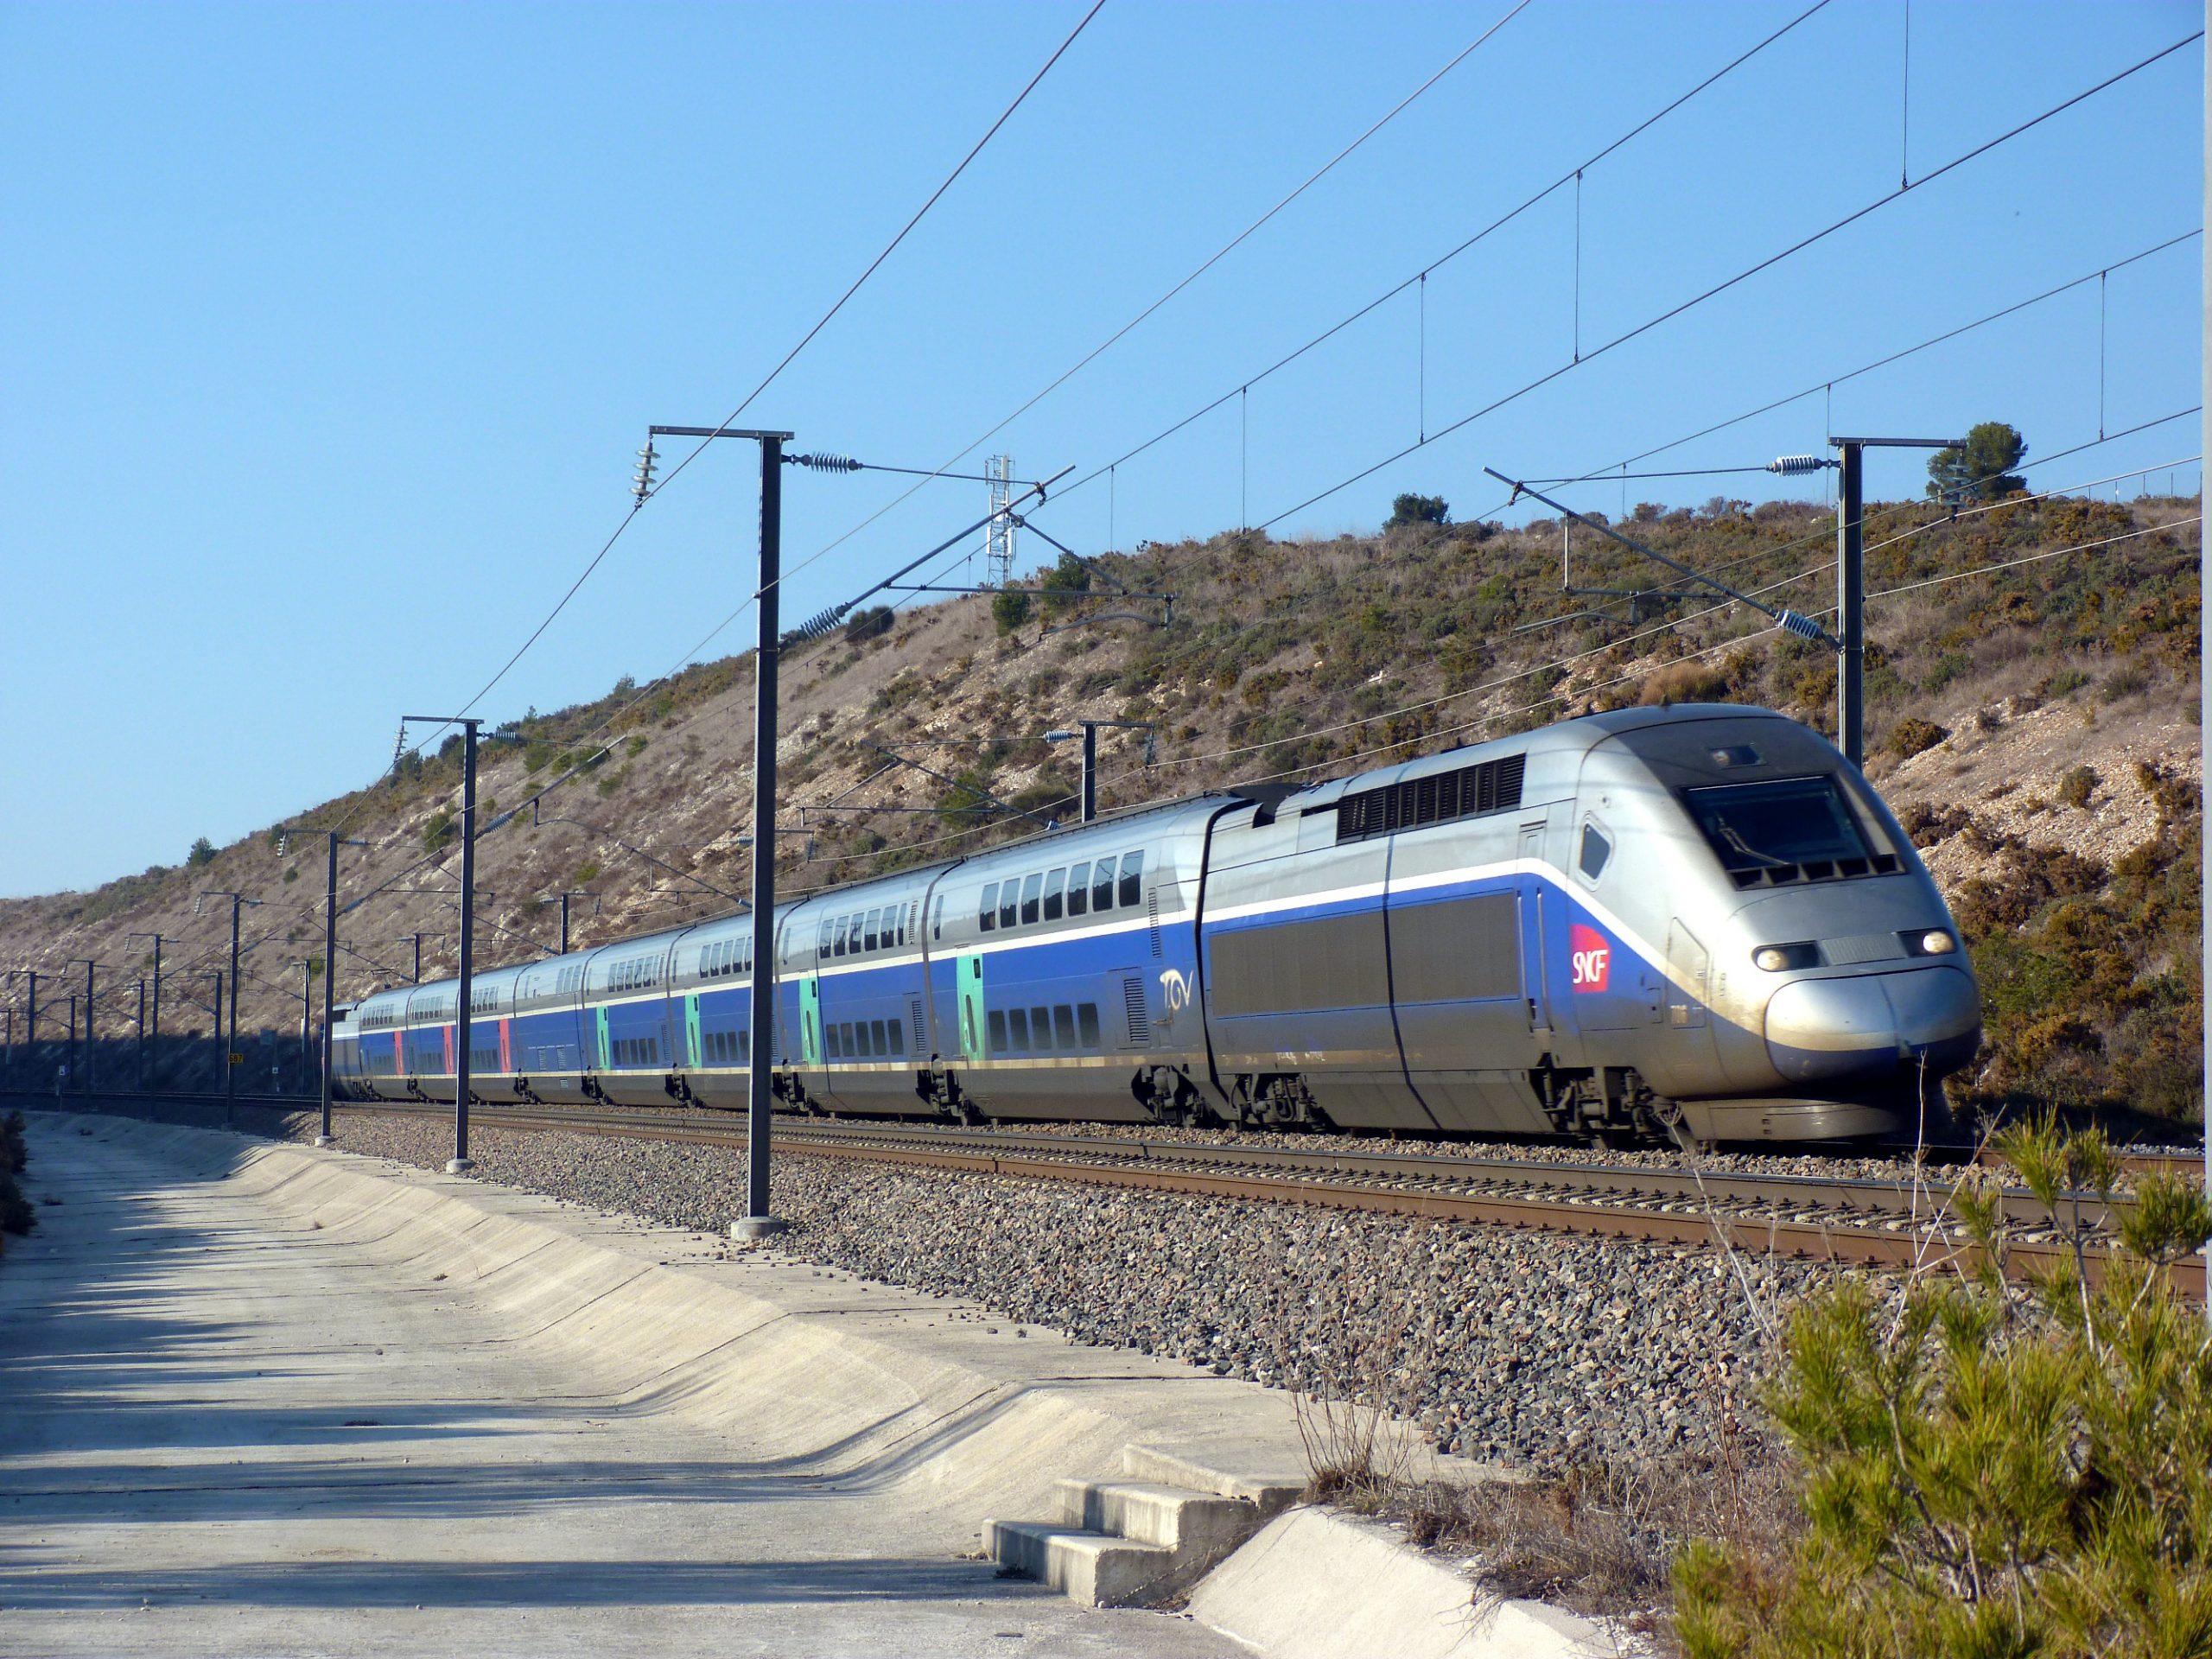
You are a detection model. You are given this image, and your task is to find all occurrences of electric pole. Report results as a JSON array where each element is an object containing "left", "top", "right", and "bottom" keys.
[
  {"left": 199, "top": 891, "right": 257, "bottom": 1114},
  {"left": 1827, "top": 436, "right": 1963, "bottom": 766}
]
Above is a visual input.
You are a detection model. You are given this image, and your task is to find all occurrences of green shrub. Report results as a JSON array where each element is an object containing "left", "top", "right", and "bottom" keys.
[
  {"left": 992, "top": 587, "right": 1032, "bottom": 634},
  {"left": 1885, "top": 716, "right": 1948, "bottom": 759},
  {"left": 3, "top": 1110, "right": 26, "bottom": 1173},
  {"left": 1676, "top": 1119, "right": 2212, "bottom": 1659},
  {"left": 186, "top": 836, "right": 216, "bottom": 868},
  {"left": 422, "top": 808, "right": 455, "bottom": 853},
  {"left": 2058, "top": 765, "right": 2098, "bottom": 810},
  {"left": 0, "top": 1168, "right": 30, "bottom": 1237}
]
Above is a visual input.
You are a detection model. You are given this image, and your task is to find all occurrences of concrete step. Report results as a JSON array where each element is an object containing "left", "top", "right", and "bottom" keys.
[
  {"left": 983, "top": 1518, "right": 1179, "bottom": 1609},
  {"left": 1055, "top": 1478, "right": 1256, "bottom": 1559},
  {"left": 1120, "top": 1443, "right": 1306, "bottom": 1516}
]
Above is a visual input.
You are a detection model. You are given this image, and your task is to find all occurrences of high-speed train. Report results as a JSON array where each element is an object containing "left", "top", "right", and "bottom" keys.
[{"left": 333, "top": 704, "right": 1981, "bottom": 1143}]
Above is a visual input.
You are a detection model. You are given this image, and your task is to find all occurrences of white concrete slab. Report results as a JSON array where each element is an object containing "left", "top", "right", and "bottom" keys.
[{"left": 0, "top": 1115, "right": 1243, "bottom": 1658}]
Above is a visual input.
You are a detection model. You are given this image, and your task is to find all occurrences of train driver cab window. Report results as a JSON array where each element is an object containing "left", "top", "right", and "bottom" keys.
[
  {"left": 1118, "top": 851, "right": 1144, "bottom": 908},
  {"left": 1091, "top": 858, "right": 1116, "bottom": 913},
  {"left": 1043, "top": 868, "right": 1066, "bottom": 921},
  {"left": 1578, "top": 821, "right": 1613, "bottom": 883},
  {"left": 1020, "top": 873, "right": 1043, "bottom": 925},
  {"left": 979, "top": 883, "right": 999, "bottom": 932},
  {"left": 1066, "top": 861, "right": 1090, "bottom": 917}
]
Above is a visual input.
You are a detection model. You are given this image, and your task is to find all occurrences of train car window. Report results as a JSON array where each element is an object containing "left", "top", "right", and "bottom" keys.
[
  {"left": 826, "top": 1024, "right": 842, "bottom": 1059},
  {"left": 1043, "top": 868, "right": 1066, "bottom": 921},
  {"left": 932, "top": 895, "right": 945, "bottom": 939},
  {"left": 738, "top": 1030, "right": 750, "bottom": 1062},
  {"left": 832, "top": 918, "right": 848, "bottom": 957},
  {"left": 998, "top": 883, "right": 1018, "bottom": 930},
  {"left": 1066, "top": 861, "right": 1090, "bottom": 917},
  {"left": 1020, "top": 873, "right": 1043, "bottom": 925},
  {"left": 1579, "top": 822, "right": 1613, "bottom": 882},
  {"left": 1078, "top": 1003, "right": 1101, "bottom": 1048},
  {"left": 866, "top": 1020, "right": 883, "bottom": 1055},
  {"left": 979, "top": 882, "right": 999, "bottom": 932},
  {"left": 1118, "top": 851, "right": 1144, "bottom": 908},
  {"left": 1007, "top": 1008, "right": 1031, "bottom": 1052},
  {"left": 841, "top": 1022, "right": 856, "bottom": 1058},
  {"left": 1027, "top": 1007, "right": 1051, "bottom": 1052},
  {"left": 887, "top": 1019, "right": 905, "bottom": 1056},
  {"left": 863, "top": 910, "right": 880, "bottom": 952},
  {"left": 818, "top": 921, "right": 832, "bottom": 961},
  {"left": 1053, "top": 1005, "right": 1077, "bottom": 1050},
  {"left": 988, "top": 1010, "right": 1008, "bottom": 1055},
  {"left": 1092, "top": 859, "right": 1116, "bottom": 912}
]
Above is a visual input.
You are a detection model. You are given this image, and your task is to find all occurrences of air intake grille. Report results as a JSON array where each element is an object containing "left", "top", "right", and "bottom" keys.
[
  {"left": 1336, "top": 753, "right": 1525, "bottom": 843},
  {"left": 1122, "top": 976, "right": 1151, "bottom": 1047}
]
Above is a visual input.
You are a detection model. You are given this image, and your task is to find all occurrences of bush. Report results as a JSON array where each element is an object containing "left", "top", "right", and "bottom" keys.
[
  {"left": 1675, "top": 1119, "right": 2212, "bottom": 1658},
  {"left": 0, "top": 1171, "right": 30, "bottom": 1238},
  {"left": 992, "top": 586, "right": 1032, "bottom": 635},
  {"left": 3, "top": 1110, "right": 26, "bottom": 1173},
  {"left": 2058, "top": 765, "right": 2098, "bottom": 810},
  {"left": 842, "top": 605, "right": 894, "bottom": 645},
  {"left": 1384, "top": 493, "right": 1449, "bottom": 529},
  {"left": 186, "top": 836, "right": 216, "bottom": 868},
  {"left": 422, "top": 807, "right": 455, "bottom": 853},
  {"left": 1885, "top": 716, "right": 1948, "bottom": 760}
]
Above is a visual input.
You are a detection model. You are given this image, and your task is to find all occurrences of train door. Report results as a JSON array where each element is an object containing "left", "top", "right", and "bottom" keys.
[
  {"left": 957, "top": 955, "right": 986, "bottom": 1062},
  {"left": 798, "top": 976, "right": 823, "bottom": 1067},
  {"left": 683, "top": 995, "right": 702, "bottom": 1070},
  {"left": 1522, "top": 888, "right": 1553, "bottom": 1036},
  {"left": 593, "top": 1005, "right": 610, "bottom": 1071}
]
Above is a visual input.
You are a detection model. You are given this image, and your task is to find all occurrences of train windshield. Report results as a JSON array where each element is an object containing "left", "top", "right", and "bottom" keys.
[{"left": 1682, "top": 777, "right": 1870, "bottom": 874}]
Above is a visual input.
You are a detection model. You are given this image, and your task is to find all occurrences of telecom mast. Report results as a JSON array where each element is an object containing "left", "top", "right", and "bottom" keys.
[{"left": 984, "top": 455, "right": 1016, "bottom": 588}]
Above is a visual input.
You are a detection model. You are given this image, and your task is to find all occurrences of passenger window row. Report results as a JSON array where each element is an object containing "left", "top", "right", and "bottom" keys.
[
  {"left": 819, "top": 899, "right": 919, "bottom": 962},
  {"left": 608, "top": 957, "right": 660, "bottom": 993},
  {"left": 701, "top": 936, "right": 753, "bottom": 979},
  {"left": 987, "top": 1001, "right": 1103, "bottom": 1056},
  {"left": 825, "top": 1018, "right": 907, "bottom": 1061},
  {"left": 702, "top": 1029, "right": 751, "bottom": 1064},
  {"left": 978, "top": 851, "right": 1144, "bottom": 934},
  {"left": 470, "top": 986, "right": 502, "bottom": 1014},
  {"left": 468, "top": 1045, "right": 499, "bottom": 1071},
  {"left": 556, "top": 965, "right": 585, "bottom": 994},
  {"left": 607, "top": 1034, "right": 660, "bottom": 1067}
]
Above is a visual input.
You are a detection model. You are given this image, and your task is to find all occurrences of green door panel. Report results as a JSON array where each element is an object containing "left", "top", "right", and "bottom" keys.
[
  {"left": 684, "top": 995, "right": 702, "bottom": 1069},
  {"left": 799, "top": 976, "right": 823, "bottom": 1066},
  {"left": 956, "top": 954, "right": 986, "bottom": 1061},
  {"left": 593, "top": 1005, "right": 610, "bottom": 1071}
]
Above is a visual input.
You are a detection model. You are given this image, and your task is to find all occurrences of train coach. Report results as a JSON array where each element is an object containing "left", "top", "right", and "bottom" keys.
[{"left": 333, "top": 703, "right": 1980, "bottom": 1144}]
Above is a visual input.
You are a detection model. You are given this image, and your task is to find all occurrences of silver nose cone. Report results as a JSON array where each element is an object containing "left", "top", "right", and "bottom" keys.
[{"left": 1765, "top": 964, "right": 1980, "bottom": 1083}]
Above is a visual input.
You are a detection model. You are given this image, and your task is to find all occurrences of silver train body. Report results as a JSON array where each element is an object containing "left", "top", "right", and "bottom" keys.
[{"left": 334, "top": 705, "right": 1981, "bottom": 1142}]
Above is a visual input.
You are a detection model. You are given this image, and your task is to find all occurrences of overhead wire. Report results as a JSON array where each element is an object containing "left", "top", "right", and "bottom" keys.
[
  {"left": 1241, "top": 32, "right": 2201, "bottom": 532},
  {"left": 391, "top": 0, "right": 1108, "bottom": 756}
]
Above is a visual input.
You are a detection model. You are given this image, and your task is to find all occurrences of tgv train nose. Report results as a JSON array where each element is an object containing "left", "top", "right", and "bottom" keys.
[{"left": 1764, "top": 964, "right": 1980, "bottom": 1084}]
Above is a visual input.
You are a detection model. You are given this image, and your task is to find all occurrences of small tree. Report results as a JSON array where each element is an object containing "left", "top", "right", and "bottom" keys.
[
  {"left": 1385, "top": 493, "right": 1450, "bottom": 530},
  {"left": 186, "top": 836, "right": 216, "bottom": 868},
  {"left": 1927, "top": 421, "right": 2028, "bottom": 502},
  {"left": 992, "top": 584, "right": 1032, "bottom": 635},
  {"left": 1675, "top": 1116, "right": 2212, "bottom": 1658},
  {"left": 1039, "top": 551, "right": 1092, "bottom": 613}
]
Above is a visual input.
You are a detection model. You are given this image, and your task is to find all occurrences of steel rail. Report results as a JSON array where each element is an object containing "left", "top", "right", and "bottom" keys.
[{"left": 16, "top": 1090, "right": 2202, "bottom": 1296}]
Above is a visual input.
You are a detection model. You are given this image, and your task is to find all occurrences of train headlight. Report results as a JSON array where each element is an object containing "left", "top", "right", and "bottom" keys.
[
  {"left": 1903, "top": 928, "right": 1958, "bottom": 957},
  {"left": 1753, "top": 942, "right": 1820, "bottom": 972}
]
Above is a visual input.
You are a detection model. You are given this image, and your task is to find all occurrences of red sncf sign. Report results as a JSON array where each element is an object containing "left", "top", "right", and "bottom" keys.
[{"left": 1570, "top": 923, "right": 1611, "bottom": 993}]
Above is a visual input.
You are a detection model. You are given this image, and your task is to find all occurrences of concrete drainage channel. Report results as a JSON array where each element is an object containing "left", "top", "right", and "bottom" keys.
[{"left": 11, "top": 1109, "right": 1643, "bottom": 1658}]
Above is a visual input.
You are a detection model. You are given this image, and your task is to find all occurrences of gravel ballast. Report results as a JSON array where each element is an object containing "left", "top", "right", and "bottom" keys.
[{"left": 242, "top": 1105, "right": 1835, "bottom": 1472}]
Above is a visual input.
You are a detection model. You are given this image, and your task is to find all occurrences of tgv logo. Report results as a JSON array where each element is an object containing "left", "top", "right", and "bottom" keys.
[{"left": 1570, "top": 924, "right": 1611, "bottom": 993}]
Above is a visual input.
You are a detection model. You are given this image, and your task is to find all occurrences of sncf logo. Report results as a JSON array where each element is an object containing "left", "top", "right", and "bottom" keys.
[{"left": 1570, "top": 923, "right": 1611, "bottom": 993}]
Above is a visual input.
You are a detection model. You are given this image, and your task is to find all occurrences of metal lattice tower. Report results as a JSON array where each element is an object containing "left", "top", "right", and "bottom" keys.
[{"left": 984, "top": 455, "right": 1015, "bottom": 588}]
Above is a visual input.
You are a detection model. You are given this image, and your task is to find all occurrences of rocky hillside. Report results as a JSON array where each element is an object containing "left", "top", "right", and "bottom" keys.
[{"left": 6, "top": 487, "right": 2201, "bottom": 1124}]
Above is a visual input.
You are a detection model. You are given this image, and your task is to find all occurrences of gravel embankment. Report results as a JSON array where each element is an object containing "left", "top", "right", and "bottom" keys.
[{"left": 274, "top": 1106, "right": 1832, "bottom": 1471}]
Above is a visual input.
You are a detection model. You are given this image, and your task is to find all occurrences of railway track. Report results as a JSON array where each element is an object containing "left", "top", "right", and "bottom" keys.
[{"left": 23, "top": 1089, "right": 2205, "bottom": 1296}]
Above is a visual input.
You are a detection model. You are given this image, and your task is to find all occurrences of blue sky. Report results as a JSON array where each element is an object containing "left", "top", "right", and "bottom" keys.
[{"left": 2, "top": 0, "right": 2201, "bottom": 897}]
